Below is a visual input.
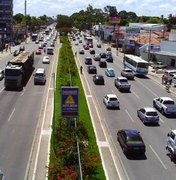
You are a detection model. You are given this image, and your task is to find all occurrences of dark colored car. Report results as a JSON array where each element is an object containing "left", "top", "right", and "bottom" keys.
[
  {"left": 93, "top": 54, "right": 101, "bottom": 61},
  {"left": 36, "top": 49, "right": 42, "bottom": 55},
  {"left": 85, "top": 57, "right": 92, "bottom": 65},
  {"left": 19, "top": 45, "right": 25, "bottom": 51},
  {"left": 99, "top": 60, "right": 107, "bottom": 68},
  {"left": 106, "top": 54, "right": 113, "bottom": 62},
  {"left": 87, "top": 65, "right": 97, "bottom": 74},
  {"left": 117, "top": 129, "right": 146, "bottom": 155},
  {"left": 90, "top": 49, "right": 95, "bottom": 54},
  {"left": 100, "top": 52, "right": 106, "bottom": 58},
  {"left": 13, "top": 49, "right": 20, "bottom": 56},
  {"left": 93, "top": 74, "right": 105, "bottom": 85}
]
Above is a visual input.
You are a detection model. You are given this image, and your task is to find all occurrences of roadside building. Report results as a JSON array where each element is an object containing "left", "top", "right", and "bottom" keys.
[{"left": 0, "top": 0, "right": 13, "bottom": 49}]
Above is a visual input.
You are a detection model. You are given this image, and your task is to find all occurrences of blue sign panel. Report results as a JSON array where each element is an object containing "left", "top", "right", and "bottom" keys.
[{"left": 61, "top": 86, "right": 79, "bottom": 117}]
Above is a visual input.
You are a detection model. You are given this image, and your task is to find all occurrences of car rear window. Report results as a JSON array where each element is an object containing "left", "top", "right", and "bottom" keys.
[
  {"left": 109, "top": 98, "right": 117, "bottom": 101},
  {"left": 146, "top": 112, "right": 158, "bottom": 116},
  {"left": 163, "top": 100, "right": 174, "bottom": 105},
  {"left": 127, "top": 138, "right": 143, "bottom": 144}
]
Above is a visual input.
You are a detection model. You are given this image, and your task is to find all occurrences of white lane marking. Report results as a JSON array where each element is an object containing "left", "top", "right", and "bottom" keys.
[
  {"left": 125, "top": 109, "right": 135, "bottom": 122},
  {"left": 149, "top": 144, "right": 167, "bottom": 169},
  {"left": 0, "top": 87, "right": 4, "bottom": 94},
  {"left": 20, "top": 88, "right": 25, "bottom": 96},
  {"left": 31, "top": 46, "right": 57, "bottom": 180},
  {"left": 8, "top": 108, "right": 15, "bottom": 122},
  {"left": 131, "top": 90, "right": 140, "bottom": 99},
  {"left": 159, "top": 118, "right": 164, "bottom": 123},
  {"left": 138, "top": 80, "right": 158, "bottom": 97}
]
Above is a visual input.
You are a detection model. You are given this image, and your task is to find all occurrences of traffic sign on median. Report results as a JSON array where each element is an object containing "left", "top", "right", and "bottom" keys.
[{"left": 61, "top": 86, "right": 79, "bottom": 117}]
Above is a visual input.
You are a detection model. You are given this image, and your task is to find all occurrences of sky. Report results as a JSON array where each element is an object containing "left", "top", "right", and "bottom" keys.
[{"left": 13, "top": 0, "right": 176, "bottom": 18}]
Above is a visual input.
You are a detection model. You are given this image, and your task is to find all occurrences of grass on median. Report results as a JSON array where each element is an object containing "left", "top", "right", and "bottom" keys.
[{"left": 48, "top": 35, "right": 105, "bottom": 180}]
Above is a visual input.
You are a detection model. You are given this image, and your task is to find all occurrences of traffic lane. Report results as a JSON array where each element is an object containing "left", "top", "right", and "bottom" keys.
[
  {"left": 83, "top": 60, "right": 176, "bottom": 180},
  {"left": 0, "top": 82, "right": 44, "bottom": 180},
  {"left": 91, "top": 82, "right": 172, "bottom": 180},
  {"left": 74, "top": 41, "right": 176, "bottom": 179}
]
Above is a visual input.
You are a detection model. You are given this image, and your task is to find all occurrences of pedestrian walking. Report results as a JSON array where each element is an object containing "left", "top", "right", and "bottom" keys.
[{"left": 80, "top": 66, "right": 83, "bottom": 74}]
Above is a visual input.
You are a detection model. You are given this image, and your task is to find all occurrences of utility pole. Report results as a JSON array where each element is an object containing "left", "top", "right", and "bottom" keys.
[{"left": 24, "top": 0, "right": 27, "bottom": 42}]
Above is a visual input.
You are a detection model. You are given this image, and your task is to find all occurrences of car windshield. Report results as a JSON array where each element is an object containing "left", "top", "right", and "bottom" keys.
[
  {"left": 5, "top": 69, "right": 21, "bottom": 76},
  {"left": 137, "top": 63, "right": 148, "bottom": 68},
  {"left": 146, "top": 112, "right": 158, "bottom": 116},
  {"left": 125, "top": 69, "right": 132, "bottom": 73}
]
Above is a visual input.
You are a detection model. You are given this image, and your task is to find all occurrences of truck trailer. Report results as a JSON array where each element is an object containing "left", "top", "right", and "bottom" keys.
[{"left": 4, "top": 51, "right": 34, "bottom": 89}]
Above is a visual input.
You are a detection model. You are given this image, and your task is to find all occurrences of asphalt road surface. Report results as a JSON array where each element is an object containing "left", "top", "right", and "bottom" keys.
[
  {"left": 72, "top": 35, "right": 176, "bottom": 180},
  {"left": 0, "top": 37, "right": 56, "bottom": 180}
]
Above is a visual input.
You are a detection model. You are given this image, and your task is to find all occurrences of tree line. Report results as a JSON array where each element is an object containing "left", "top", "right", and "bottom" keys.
[{"left": 13, "top": 5, "right": 176, "bottom": 33}]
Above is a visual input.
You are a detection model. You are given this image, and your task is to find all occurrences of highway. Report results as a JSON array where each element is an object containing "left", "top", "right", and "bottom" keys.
[
  {"left": 73, "top": 35, "right": 176, "bottom": 180},
  {"left": 0, "top": 37, "right": 56, "bottom": 179}
]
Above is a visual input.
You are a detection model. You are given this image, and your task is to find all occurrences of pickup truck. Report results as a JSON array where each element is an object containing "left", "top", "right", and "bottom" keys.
[
  {"left": 153, "top": 97, "right": 176, "bottom": 115},
  {"left": 114, "top": 77, "right": 131, "bottom": 92},
  {"left": 151, "top": 62, "right": 166, "bottom": 69}
]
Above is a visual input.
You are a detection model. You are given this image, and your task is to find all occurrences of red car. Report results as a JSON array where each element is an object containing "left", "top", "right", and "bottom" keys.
[
  {"left": 36, "top": 49, "right": 42, "bottom": 55},
  {"left": 83, "top": 44, "right": 89, "bottom": 50}
]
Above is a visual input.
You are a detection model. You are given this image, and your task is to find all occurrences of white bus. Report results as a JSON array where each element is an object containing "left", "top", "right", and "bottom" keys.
[
  {"left": 123, "top": 54, "right": 149, "bottom": 76},
  {"left": 85, "top": 36, "right": 93, "bottom": 47}
]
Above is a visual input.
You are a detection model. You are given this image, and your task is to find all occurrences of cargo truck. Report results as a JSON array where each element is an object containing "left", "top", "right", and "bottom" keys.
[{"left": 4, "top": 51, "right": 34, "bottom": 89}]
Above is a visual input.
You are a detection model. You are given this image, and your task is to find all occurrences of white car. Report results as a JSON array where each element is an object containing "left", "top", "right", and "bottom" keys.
[
  {"left": 42, "top": 56, "right": 50, "bottom": 64},
  {"left": 103, "top": 94, "right": 119, "bottom": 109}
]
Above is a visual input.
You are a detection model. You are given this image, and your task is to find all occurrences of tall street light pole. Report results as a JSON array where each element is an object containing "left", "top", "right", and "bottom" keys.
[{"left": 24, "top": 0, "right": 27, "bottom": 42}]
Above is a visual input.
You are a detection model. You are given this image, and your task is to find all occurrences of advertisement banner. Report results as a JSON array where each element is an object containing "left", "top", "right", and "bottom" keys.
[{"left": 61, "top": 86, "right": 79, "bottom": 117}]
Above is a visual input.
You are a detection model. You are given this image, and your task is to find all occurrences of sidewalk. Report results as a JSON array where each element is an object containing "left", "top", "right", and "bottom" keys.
[{"left": 0, "top": 38, "right": 30, "bottom": 60}]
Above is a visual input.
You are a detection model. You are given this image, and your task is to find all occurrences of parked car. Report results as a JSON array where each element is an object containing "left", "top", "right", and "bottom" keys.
[
  {"left": 99, "top": 52, "right": 106, "bottom": 58},
  {"left": 85, "top": 57, "right": 92, "bottom": 65},
  {"left": 162, "top": 70, "right": 176, "bottom": 84},
  {"left": 13, "top": 49, "right": 20, "bottom": 56},
  {"left": 89, "top": 49, "right": 95, "bottom": 54},
  {"left": 36, "top": 49, "right": 42, "bottom": 55},
  {"left": 93, "top": 74, "right": 104, "bottom": 85},
  {"left": 106, "top": 47, "right": 111, "bottom": 52},
  {"left": 105, "top": 68, "right": 115, "bottom": 77},
  {"left": 0, "top": 70, "right": 4, "bottom": 81},
  {"left": 137, "top": 107, "right": 159, "bottom": 124},
  {"left": 93, "top": 54, "right": 101, "bottom": 61},
  {"left": 79, "top": 49, "right": 85, "bottom": 54},
  {"left": 42, "top": 56, "right": 50, "bottom": 64},
  {"left": 117, "top": 129, "right": 146, "bottom": 155},
  {"left": 87, "top": 65, "right": 97, "bottom": 74},
  {"left": 99, "top": 60, "right": 107, "bottom": 68},
  {"left": 114, "top": 77, "right": 131, "bottom": 91},
  {"left": 103, "top": 94, "right": 119, "bottom": 109},
  {"left": 106, "top": 54, "right": 113, "bottom": 62},
  {"left": 121, "top": 68, "right": 135, "bottom": 80},
  {"left": 79, "top": 39, "right": 82, "bottom": 43}
]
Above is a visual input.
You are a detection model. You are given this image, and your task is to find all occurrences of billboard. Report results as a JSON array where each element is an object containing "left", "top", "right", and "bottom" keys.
[
  {"left": 109, "top": 16, "right": 121, "bottom": 24},
  {"left": 61, "top": 86, "right": 79, "bottom": 117}
]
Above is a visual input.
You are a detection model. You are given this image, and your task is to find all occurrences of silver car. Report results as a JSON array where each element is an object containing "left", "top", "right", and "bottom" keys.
[
  {"left": 121, "top": 68, "right": 135, "bottom": 80},
  {"left": 103, "top": 94, "right": 119, "bottom": 109},
  {"left": 137, "top": 107, "right": 159, "bottom": 124}
]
